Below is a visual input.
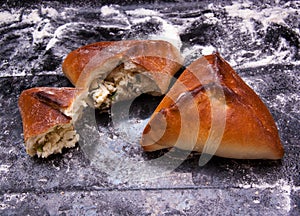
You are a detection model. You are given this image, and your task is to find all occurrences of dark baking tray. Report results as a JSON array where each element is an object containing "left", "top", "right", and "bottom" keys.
[{"left": 0, "top": 0, "right": 299, "bottom": 215}]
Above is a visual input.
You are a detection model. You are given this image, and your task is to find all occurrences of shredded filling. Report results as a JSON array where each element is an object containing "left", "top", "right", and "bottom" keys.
[
  {"left": 89, "top": 62, "right": 158, "bottom": 109},
  {"left": 90, "top": 81, "right": 117, "bottom": 109},
  {"left": 27, "top": 124, "right": 79, "bottom": 158}
]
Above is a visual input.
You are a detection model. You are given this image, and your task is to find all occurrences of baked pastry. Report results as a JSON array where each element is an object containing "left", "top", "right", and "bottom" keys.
[
  {"left": 62, "top": 40, "right": 183, "bottom": 109},
  {"left": 18, "top": 87, "right": 85, "bottom": 158},
  {"left": 19, "top": 40, "right": 182, "bottom": 158},
  {"left": 141, "top": 53, "right": 284, "bottom": 159}
]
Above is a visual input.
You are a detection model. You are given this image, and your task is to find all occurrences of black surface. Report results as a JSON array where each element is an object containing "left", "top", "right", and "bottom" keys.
[{"left": 0, "top": 1, "right": 299, "bottom": 215}]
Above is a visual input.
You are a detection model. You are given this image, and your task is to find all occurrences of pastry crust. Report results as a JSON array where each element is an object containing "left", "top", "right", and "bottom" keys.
[
  {"left": 19, "top": 40, "right": 183, "bottom": 157},
  {"left": 141, "top": 53, "right": 284, "bottom": 160},
  {"left": 18, "top": 87, "right": 83, "bottom": 157},
  {"left": 62, "top": 40, "right": 183, "bottom": 95}
]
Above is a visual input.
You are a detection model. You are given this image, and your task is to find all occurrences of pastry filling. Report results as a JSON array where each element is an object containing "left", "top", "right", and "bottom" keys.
[
  {"left": 89, "top": 62, "right": 159, "bottom": 109},
  {"left": 63, "top": 92, "right": 88, "bottom": 122},
  {"left": 90, "top": 80, "right": 117, "bottom": 109},
  {"left": 26, "top": 124, "right": 79, "bottom": 158}
]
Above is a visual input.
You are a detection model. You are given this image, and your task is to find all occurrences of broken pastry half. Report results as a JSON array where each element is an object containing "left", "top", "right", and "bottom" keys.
[
  {"left": 18, "top": 40, "right": 183, "bottom": 158},
  {"left": 62, "top": 40, "right": 183, "bottom": 109},
  {"left": 141, "top": 53, "right": 284, "bottom": 159},
  {"left": 18, "top": 87, "right": 86, "bottom": 158}
]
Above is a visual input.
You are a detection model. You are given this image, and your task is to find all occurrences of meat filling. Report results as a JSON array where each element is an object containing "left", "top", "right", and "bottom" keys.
[
  {"left": 89, "top": 62, "right": 159, "bottom": 109},
  {"left": 90, "top": 81, "right": 117, "bottom": 109},
  {"left": 26, "top": 124, "right": 79, "bottom": 158}
]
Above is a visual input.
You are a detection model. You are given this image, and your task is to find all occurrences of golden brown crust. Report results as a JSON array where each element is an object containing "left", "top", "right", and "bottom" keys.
[
  {"left": 62, "top": 40, "right": 183, "bottom": 93},
  {"left": 18, "top": 87, "right": 80, "bottom": 141},
  {"left": 62, "top": 41, "right": 115, "bottom": 86},
  {"left": 141, "top": 53, "right": 284, "bottom": 159}
]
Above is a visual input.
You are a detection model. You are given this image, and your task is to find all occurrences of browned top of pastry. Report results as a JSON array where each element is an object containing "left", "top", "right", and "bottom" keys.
[
  {"left": 18, "top": 87, "right": 80, "bottom": 141},
  {"left": 62, "top": 40, "right": 183, "bottom": 90},
  {"left": 141, "top": 53, "right": 284, "bottom": 159}
]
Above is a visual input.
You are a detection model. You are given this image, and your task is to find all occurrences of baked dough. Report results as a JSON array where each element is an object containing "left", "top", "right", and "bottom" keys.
[
  {"left": 18, "top": 87, "right": 85, "bottom": 158},
  {"left": 141, "top": 53, "right": 284, "bottom": 159},
  {"left": 62, "top": 40, "right": 183, "bottom": 109},
  {"left": 19, "top": 40, "right": 183, "bottom": 157}
]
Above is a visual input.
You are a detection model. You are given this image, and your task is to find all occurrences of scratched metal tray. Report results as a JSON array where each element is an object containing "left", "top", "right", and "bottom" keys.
[{"left": 0, "top": 0, "right": 299, "bottom": 215}]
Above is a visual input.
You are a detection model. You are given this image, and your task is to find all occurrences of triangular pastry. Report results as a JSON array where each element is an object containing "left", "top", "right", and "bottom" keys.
[{"left": 141, "top": 53, "right": 284, "bottom": 159}]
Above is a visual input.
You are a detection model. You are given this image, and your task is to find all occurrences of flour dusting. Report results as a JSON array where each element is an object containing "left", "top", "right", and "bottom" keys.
[{"left": 238, "top": 179, "right": 296, "bottom": 212}]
